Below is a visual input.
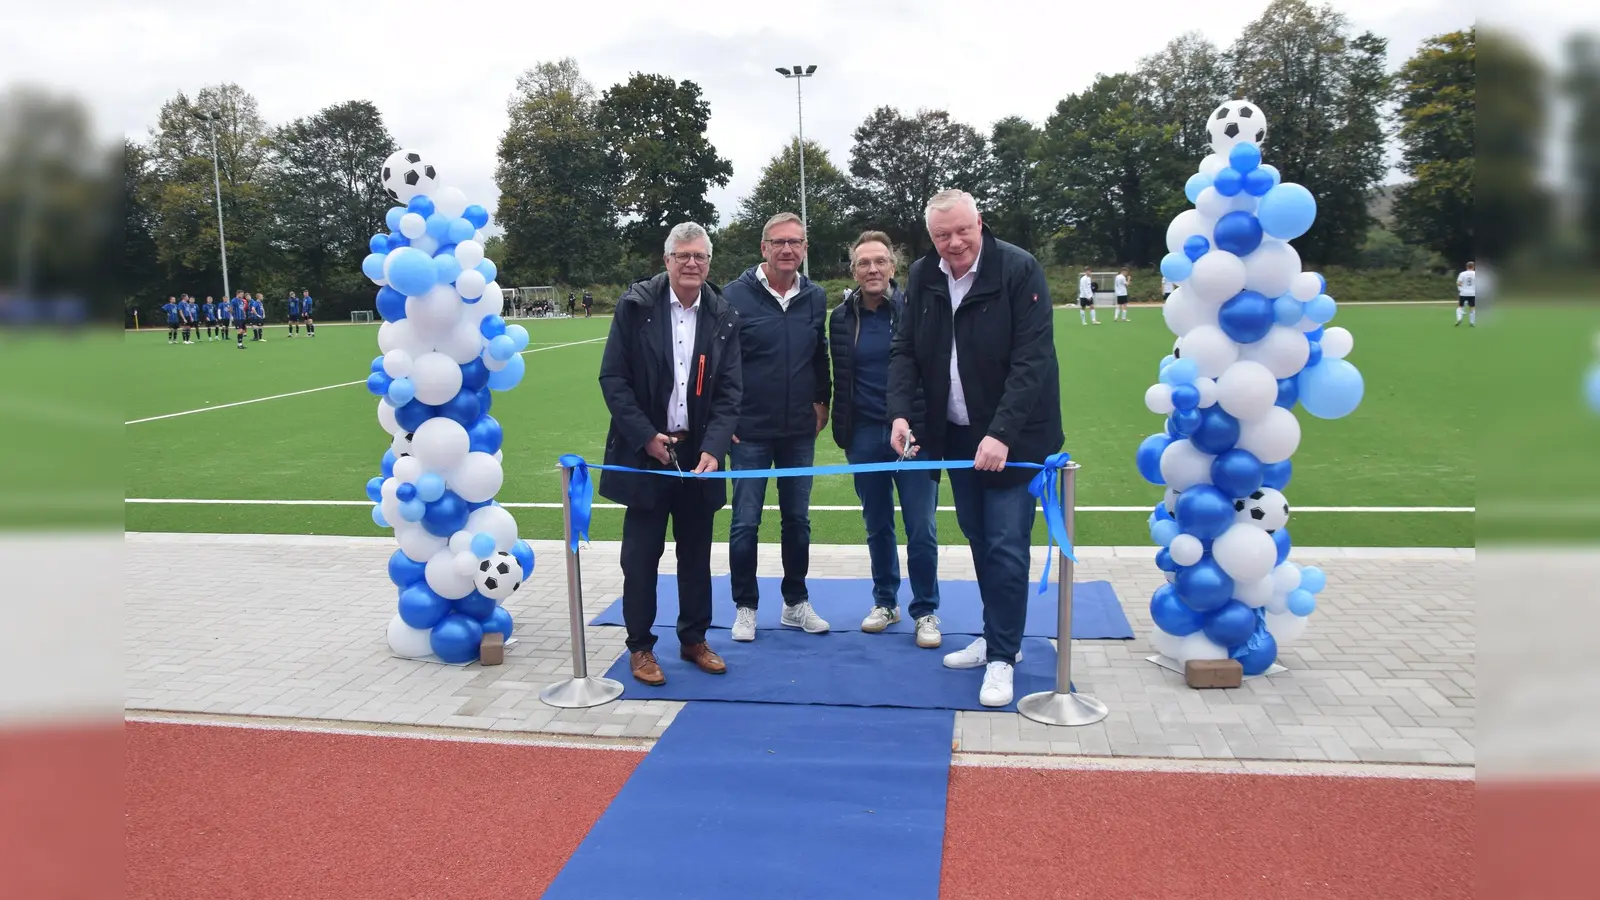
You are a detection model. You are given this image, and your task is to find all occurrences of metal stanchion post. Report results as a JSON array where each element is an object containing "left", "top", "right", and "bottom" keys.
[
  {"left": 1018, "top": 461, "right": 1109, "bottom": 726},
  {"left": 540, "top": 464, "right": 624, "bottom": 709}
]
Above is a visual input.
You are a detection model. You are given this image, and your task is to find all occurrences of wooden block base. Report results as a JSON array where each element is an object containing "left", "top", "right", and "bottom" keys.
[
  {"left": 479, "top": 632, "right": 504, "bottom": 666},
  {"left": 1185, "top": 658, "right": 1242, "bottom": 689}
]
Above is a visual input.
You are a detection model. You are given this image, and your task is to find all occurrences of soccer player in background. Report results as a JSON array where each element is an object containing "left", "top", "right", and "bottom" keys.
[
  {"left": 162, "top": 296, "right": 179, "bottom": 344},
  {"left": 232, "top": 291, "right": 249, "bottom": 348},
  {"left": 251, "top": 293, "right": 267, "bottom": 341},
  {"left": 286, "top": 290, "right": 300, "bottom": 337},
  {"left": 176, "top": 295, "right": 192, "bottom": 343},
  {"left": 202, "top": 296, "right": 216, "bottom": 340},
  {"left": 1078, "top": 267, "right": 1098, "bottom": 325},
  {"left": 1113, "top": 266, "right": 1131, "bottom": 321},
  {"left": 1455, "top": 261, "right": 1475, "bottom": 327},
  {"left": 300, "top": 289, "right": 316, "bottom": 336}
]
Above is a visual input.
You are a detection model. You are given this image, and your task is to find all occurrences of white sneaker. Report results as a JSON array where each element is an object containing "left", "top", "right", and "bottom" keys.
[
  {"left": 914, "top": 615, "right": 942, "bottom": 649},
  {"left": 862, "top": 606, "right": 900, "bottom": 633},
  {"left": 942, "top": 637, "right": 1023, "bottom": 669},
  {"left": 979, "top": 661, "right": 1014, "bottom": 707},
  {"left": 780, "top": 601, "right": 830, "bottom": 634},
  {"left": 732, "top": 607, "right": 757, "bottom": 642}
]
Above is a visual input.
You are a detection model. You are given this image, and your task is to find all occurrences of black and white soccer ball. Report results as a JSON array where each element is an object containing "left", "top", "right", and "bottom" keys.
[
  {"left": 474, "top": 551, "right": 522, "bottom": 601},
  {"left": 390, "top": 430, "right": 415, "bottom": 458},
  {"left": 381, "top": 149, "right": 439, "bottom": 203},
  {"left": 1208, "top": 100, "right": 1267, "bottom": 154},
  {"left": 1233, "top": 487, "right": 1289, "bottom": 532}
]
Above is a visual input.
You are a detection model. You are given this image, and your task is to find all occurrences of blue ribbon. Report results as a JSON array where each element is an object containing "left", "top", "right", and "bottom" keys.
[{"left": 556, "top": 452, "right": 1077, "bottom": 592}]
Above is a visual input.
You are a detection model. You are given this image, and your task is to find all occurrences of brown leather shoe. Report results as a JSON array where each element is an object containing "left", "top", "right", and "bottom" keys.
[
  {"left": 630, "top": 650, "right": 665, "bottom": 686},
  {"left": 679, "top": 642, "right": 727, "bottom": 674}
]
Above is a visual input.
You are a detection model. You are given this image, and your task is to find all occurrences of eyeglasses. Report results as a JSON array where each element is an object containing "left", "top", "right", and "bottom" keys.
[
  {"left": 764, "top": 238, "right": 806, "bottom": 248},
  {"left": 853, "top": 257, "right": 893, "bottom": 270},
  {"left": 669, "top": 252, "right": 710, "bottom": 264}
]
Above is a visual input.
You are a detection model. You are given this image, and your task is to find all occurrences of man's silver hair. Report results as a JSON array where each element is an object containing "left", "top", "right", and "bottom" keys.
[
  {"left": 923, "top": 189, "right": 980, "bottom": 228},
  {"left": 664, "top": 221, "right": 713, "bottom": 257},
  {"left": 762, "top": 211, "right": 805, "bottom": 241}
]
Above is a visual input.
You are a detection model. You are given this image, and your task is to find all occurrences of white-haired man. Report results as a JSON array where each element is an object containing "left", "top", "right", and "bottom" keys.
[
  {"left": 888, "top": 189, "right": 1063, "bottom": 707},
  {"left": 598, "top": 222, "right": 744, "bottom": 686}
]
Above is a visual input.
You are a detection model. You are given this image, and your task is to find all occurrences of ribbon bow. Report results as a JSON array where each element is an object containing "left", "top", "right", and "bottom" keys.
[
  {"left": 1027, "top": 451, "right": 1078, "bottom": 594},
  {"left": 559, "top": 454, "right": 593, "bottom": 553}
]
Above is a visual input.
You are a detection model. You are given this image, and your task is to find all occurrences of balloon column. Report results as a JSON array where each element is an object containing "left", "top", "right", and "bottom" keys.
[
  {"left": 1139, "top": 100, "right": 1365, "bottom": 677},
  {"left": 362, "top": 149, "right": 536, "bottom": 665}
]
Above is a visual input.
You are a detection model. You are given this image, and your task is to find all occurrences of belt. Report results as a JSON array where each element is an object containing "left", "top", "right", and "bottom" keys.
[{"left": 667, "top": 431, "right": 690, "bottom": 440}]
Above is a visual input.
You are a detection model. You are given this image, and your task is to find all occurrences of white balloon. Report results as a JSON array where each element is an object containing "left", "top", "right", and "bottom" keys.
[
  {"left": 475, "top": 282, "right": 505, "bottom": 319},
  {"left": 1198, "top": 153, "right": 1227, "bottom": 177},
  {"left": 410, "top": 352, "right": 464, "bottom": 406},
  {"left": 1177, "top": 325, "right": 1240, "bottom": 379},
  {"left": 1176, "top": 632, "right": 1229, "bottom": 664},
  {"left": 1216, "top": 360, "right": 1279, "bottom": 421},
  {"left": 449, "top": 529, "right": 475, "bottom": 555},
  {"left": 1236, "top": 406, "right": 1301, "bottom": 464},
  {"left": 466, "top": 504, "right": 518, "bottom": 551},
  {"left": 1271, "top": 562, "right": 1303, "bottom": 594},
  {"left": 393, "top": 455, "right": 423, "bottom": 484},
  {"left": 449, "top": 452, "right": 504, "bottom": 503},
  {"left": 407, "top": 284, "right": 462, "bottom": 331},
  {"left": 1159, "top": 440, "right": 1214, "bottom": 492},
  {"left": 1229, "top": 193, "right": 1259, "bottom": 212},
  {"left": 475, "top": 229, "right": 487, "bottom": 244},
  {"left": 1166, "top": 209, "right": 1214, "bottom": 255},
  {"left": 1213, "top": 523, "right": 1278, "bottom": 583},
  {"left": 377, "top": 397, "right": 400, "bottom": 435},
  {"left": 1265, "top": 591, "right": 1291, "bottom": 615},
  {"left": 383, "top": 349, "right": 414, "bottom": 379},
  {"left": 381, "top": 493, "right": 402, "bottom": 530},
  {"left": 1319, "top": 326, "right": 1354, "bottom": 360},
  {"left": 1150, "top": 626, "right": 1185, "bottom": 660},
  {"left": 1295, "top": 314, "right": 1321, "bottom": 333},
  {"left": 455, "top": 240, "right": 485, "bottom": 270},
  {"left": 1243, "top": 241, "right": 1301, "bottom": 298},
  {"left": 1187, "top": 251, "right": 1247, "bottom": 304},
  {"left": 1169, "top": 533, "right": 1205, "bottom": 567},
  {"left": 433, "top": 186, "right": 468, "bottom": 220},
  {"left": 1194, "top": 377, "right": 1218, "bottom": 408},
  {"left": 399, "top": 212, "right": 426, "bottom": 240},
  {"left": 425, "top": 548, "right": 475, "bottom": 600},
  {"left": 1289, "top": 272, "right": 1323, "bottom": 301},
  {"left": 437, "top": 313, "right": 487, "bottom": 365},
  {"left": 396, "top": 523, "right": 448, "bottom": 562},
  {"left": 452, "top": 549, "right": 480, "bottom": 578},
  {"left": 1235, "top": 575, "right": 1276, "bottom": 608},
  {"left": 495, "top": 450, "right": 503, "bottom": 463},
  {"left": 1265, "top": 610, "right": 1309, "bottom": 646},
  {"left": 1196, "top": 186, "right": 1231, "bottom": 220},
  {"left": 378, "top": 318, "right": 430, "bottom": 358},
  {"left": 1161, "top": 286, "right": 1217, "bottom": 337},
  {"left": 1145, "top": 383, "right": 1175, "bottom": 415},
  {"left": 411, "top": 234, "right": 440, "bottom": 256},
  {"left": 1239, "top": 325, "right": 1311, "bottom": 379},
  {"left": 387, "top": 614, "right": 434, "bottom": 659},
  {"left": 390, "top": 429, "right": 415, "bottom": 459},
  {"left": 456, "top": 269, "right": 487, "bottom": 301},
  {"left": 412, "top": 416, "right": 470, "bottom": 471},
  {"left": 1164, "top": 486, "right": 1180, "bottom": 517},
  {"left": 381, "top": 476, "right": 400, "bottom": 501}
]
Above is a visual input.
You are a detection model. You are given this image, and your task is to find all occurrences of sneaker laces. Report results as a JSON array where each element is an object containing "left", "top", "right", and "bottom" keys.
[{"left": 917, "top": 615, "right": 940, "bottom": 631}]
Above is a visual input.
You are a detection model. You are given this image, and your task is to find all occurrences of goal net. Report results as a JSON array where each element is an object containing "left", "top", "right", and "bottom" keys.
[
  {"left": 511, "top": 286, "right": 561, "bottom": 318},
  {"left": 350, "top": 310, "right": 375, "bottom": 323}
]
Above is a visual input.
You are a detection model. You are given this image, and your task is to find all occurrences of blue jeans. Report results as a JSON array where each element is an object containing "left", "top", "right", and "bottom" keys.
[
  {"left": 729, "top": 436, "right": 814, "bottom": 609},
  {"left": 846, "top": 422, "right": 939, "bottom": 618},
  {"left": 944, "top": 424, "right": 1037, "bottom": 664}
]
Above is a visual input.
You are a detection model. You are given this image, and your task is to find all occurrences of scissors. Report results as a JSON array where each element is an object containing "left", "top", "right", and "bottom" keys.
[
  {"left": 665, "top": 437, "right": 684, "bottom": 473},
  {"left": 897, "top": 430, "right": 918, "bottom": 463}
]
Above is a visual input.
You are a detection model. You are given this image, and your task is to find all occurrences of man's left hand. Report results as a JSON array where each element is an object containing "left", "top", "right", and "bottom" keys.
[
  {"left": 974, "top": 436, "right": 1010, "bottom": 472},
  {"left": 814, "top": 403, "right": 829, "bottom": 435},
  {"left": 693, "top": 453, "right": 719, "bottom": 475}
]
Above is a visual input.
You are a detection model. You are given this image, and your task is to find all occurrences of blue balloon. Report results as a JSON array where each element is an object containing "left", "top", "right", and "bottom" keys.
[
  {"left": 1160, "top": 252, "right": 1194, "bottom": 282},
  {"left": 1299, "top": 566, "right": 1327, "bottom": 593},
  {"left": 1213, "top": 211, "right": 1263, "bottom": 256},
  {"left": 488, "top": 335, "right": 517, "bottom": 361},
  {"left": 1587, "top": 364, "right": 1600, "bottom": 412},
  {"left": 1261, "top": 459, "right": 1293, "bottom": 490},
  {"left": 1217, "top": 289, "right": 1274, "bottom": 343},
  {"left": 1183, "top": 235, "right": 1210, "bottom": 261},
  {"left": 1153, "top": 501, "right": 1173, "bottom": 522},
  {"left": 511, "top": 539, "right": 535, "bottom": 580},
  {"left": 1175, "top": 558, "right": 1235, "bottom": 613},
  {"left": 1190, "top": 406, "right": 1240, "bottom": 455},
  {"left": 1151, "top": 583, "right": 1206, "bottom": 635},
  {"left": 1154, "top": 546, "right": 1178, "bottom": 571},
  {"left": 1273, "top": 295, "right": 1303, "bottom": 325},
  {"left": 386, "top": 248, "right": 438, "bottom": 297},
  {"left": 438, "top": 387, "right": 482, "bottom": 427},
  {"left": 371, "top": 355, "right": 387, "bottom": 374},
  {"left": 1151, "top": 520, "right": 1181, "bottom": 548},
  {"left": 1258, "top": 182, "right": 1317, "bottom": 239},
  {"left": 395, "top": 399, "right": 435, "bottom": 432},
  {"left": 424, "top": 212, "right": 452, "bottom": 240},
  {"left": 447, "top": 217, "right": 476, "bottom": 244},
  {"left": 1298, "top": 358, "right": 1364, "bottom": 419},
  {"left": 475, "top": 386, "right": 493, "bottom": 416},
  {"left": 1306, "top": 325, "right": 1325, "bottom": 342},
  {"left": 399, "top": 497, "right": 426, "bottom": 522},
  {"left": 361, "top": 252, "right": 387, "bottom": 282},
  {"left": 476, "top": 258, "right": 498, "bottom": 283},
  {"left": 505, "top": 324, "right": 530, "bottom": 351},
  {"left": 455, "top": 591, "right": 497, "bottom": 622},
  {"left": 365, "top": 476, "right": 384, "bottom": 502},
  {"left": 376, "top": 286, "right": 408, "bottom": 322},
  {"left": 386, "top": 377, "right": 415, "bottom": 407},
  {"left": 1213, "top": 167, "right": 1244, "bottom": 197},
  {"left": 1166, "top": 358, "right": 1199, "bottom": 386},
  {"left": 397, "top": 482, "right": 417, "bottom": 502},
  {"left": 479, "top": 315, "right": 507, "bottom": 339},
  {"left": 1287, "top": 589, "right": 1317, "bottom": 617},
  {"left": 463, "top": 204, "right": 489, "bottom": 229},
  {"left": 460, "top": 358, "right": 490, "bottom": 392},
  {"left": 1211, "top": 449, "right": 1264, "bottom": 498},
  {"left": 1229, "top": 142, "right": 1262, "bottom": 173},
  {"left": 1171, "top": 408, "right": 1202, "bottom": 436},
  {"left": 471, "top": 532, "right": 497, "bottom": 559},
  {"left": 434, "top": 253, "right": 462, "bottom": 286},
  {"left": 421, "top": 490, "right": 469, "bottom": 537},
  {"left": 1306, "top": 341, "right": 1323, "bottom": 367},
  {"left": 1177, "top": 486, "right": 1235, "bottom": 540},
  {"left": 399, "top": 583, "right": 451, "bottom": 629},
  {"left": 436, "top": 242, "right": 457, "bottom": 259},
  {"left": 367, "top": 371, "right": 393, "bottom": 396},
  {"left": 1165, "top": 416, "right": 1182, "bottom": 438},
  {"left": 1273, "top": 527, "right": 1292, "bottom": 565},
  {"left": 388, "top": 548, "right": 427, "bottom": 588},
  {"left": 1136, "top": 433, "right": 1171, "bottom": 485},
  {"left": 429, "top": 614, "right": 484, "bottom": 664},
  {"left": 469, "top": 415, "right": 504, "bottom": 454},
  {"left": 1231, "top": 624, "right": 1278, "bottom": 676},
  {"left": 371, "top": 504, "right": 390, "bottom": 528},
  {"left": 1274, "top": 377, "right": 1300, "bottom": 409},
  {"left": 416, "top": 473, "right": 446, "bottom": 503},
  {"left": 407, "top": 195, "right": 436, "bottom": 217},
  {"left": 387, "top": 233, "right": 410, "bottom": 251},
  {"left": 1203, "top": 600, "right": 1258, "bottom": 649},
  {"left": 1243, "top": 167, "right": 1276, "bottom": 197},
  {"left": 1185, "top": 173, "right": 1213, "bottom": 203},
  {"left": 386, "top": 206, "right": 406, "bottom": 231},
  {"left": 484, "top": 606, "right": 514, "bottom": 637},
  {"left": 1304, "top": 293, "right": 1337, "bottom": 324},
  {"left": 381, "top": 448, "right": 397, "bottom": 478},
  {"left": 487, "top": 353, "right": 525, "bottom": 391},
  {"left": 369, "top": 233, "right": 389, "bottom": 254},
  {"left": 1170, "top": 384, "right": 1200, "bottom": 411}
]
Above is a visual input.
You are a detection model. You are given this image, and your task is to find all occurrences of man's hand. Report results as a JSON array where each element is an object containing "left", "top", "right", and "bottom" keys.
[
  {"left": 814, "top": 403, "right": 829, "bottom": 435},
  {"left": 646, "top": 433, "right": 674, "bottom": 465},
  {"left": 890, "top": 418, "right": 918, "bottom": 458},
  {"left": 731, "top": 435, "right": 740, "bottom": 445},
  {"left": 974, "top": 436, "right": 1010, "bottom": 472},
  {"left": 693, "top": 453, "right": 719, "bottom": 475}
]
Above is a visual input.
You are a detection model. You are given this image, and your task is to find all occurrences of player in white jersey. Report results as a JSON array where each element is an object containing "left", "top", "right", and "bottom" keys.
[
  {"left": 1113, "top": 267, "right": 1131, "bottom": 321},
  {"left": 1455, "top": 261, "right": 1475, "bottom": 327},
  {"left": 1078, "top": 268, "right": 1098, "bottom": 325}
]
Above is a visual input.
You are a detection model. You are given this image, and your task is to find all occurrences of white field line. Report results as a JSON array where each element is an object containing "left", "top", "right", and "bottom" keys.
[
  {"left": 124, "top": 337, "right": 607, "bottom": 426},
  {"left": 123, "top": 498, "right": 1474, "bottom": 514}
]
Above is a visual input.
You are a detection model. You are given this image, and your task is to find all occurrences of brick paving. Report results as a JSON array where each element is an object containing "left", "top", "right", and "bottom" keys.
[{"left": 125, "top": 533, "right": 1474, "bottom": 766}]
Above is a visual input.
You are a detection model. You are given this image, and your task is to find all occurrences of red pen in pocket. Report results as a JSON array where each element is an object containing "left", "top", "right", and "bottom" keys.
[{"left": 696, "top": 354, "right": 705, "bottom": 396}]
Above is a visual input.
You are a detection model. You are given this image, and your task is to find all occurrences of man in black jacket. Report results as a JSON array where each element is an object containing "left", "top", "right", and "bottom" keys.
[
  {"left": 829, "top": 231, "right": 941, "bottom": 648},
  {"left": 597, "top": 222, "right": 743, "bottom": 686},
  {"left": 721, "top": 212, "right": 832, "bottom": 642},
  {"left": 888, "top": 190, "right": 1063, "bottom": 708}
]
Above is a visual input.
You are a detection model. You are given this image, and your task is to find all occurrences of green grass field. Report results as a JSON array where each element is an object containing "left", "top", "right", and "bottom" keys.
[{"left": 123, "top": 304, "right": 1481, "bottom": 546}]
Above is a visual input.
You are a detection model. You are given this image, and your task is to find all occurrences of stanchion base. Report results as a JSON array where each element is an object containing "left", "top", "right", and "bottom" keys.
[
  {"left": 1017, "top": 690, "right": 1109, "bottom": 727},
  {"left": 539, "top": 676, "right": 624, "bottom": 709}
]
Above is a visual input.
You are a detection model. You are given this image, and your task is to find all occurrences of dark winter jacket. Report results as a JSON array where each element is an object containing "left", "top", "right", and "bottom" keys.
[
  {"left": 721, "top": 265, "right": 831, "bottom": 441},
  {"left": 828, "top": 280, "right": 925, "bottom": 450}
]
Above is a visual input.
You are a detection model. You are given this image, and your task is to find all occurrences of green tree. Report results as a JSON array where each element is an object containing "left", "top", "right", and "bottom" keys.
[
  {"left": 985, "top": 116, "right": 1043, "bottom": 252},
  {"left": 1477, "top": 29, "right": 1550, "bottom": 264},
  {"left": 1391, "top": 29, "right": 1476, "bottom": 269},
  {"left": 123, "top": 138, "right": 165, "bottom": 319},
  {"left": 1229, "top": 0, "right": 1390, "bottom": 265},
  {"left": 730, "top": 139, "right": 853, "bottom": 277},
  {"left": 848, "top": 107, "right": 990, "bottom": 259},
  {"left": 597, "top": 73, "right": 732, "bottom": 260},
  {"left": 495, "top": 59, "right": 619, "bottom": 285},
  {"left": 1138, "top": 32, "right": 1234, "bottom": 160},
  {"left": 1565, "top": 34, "right": 1600, "bottom": 262}
]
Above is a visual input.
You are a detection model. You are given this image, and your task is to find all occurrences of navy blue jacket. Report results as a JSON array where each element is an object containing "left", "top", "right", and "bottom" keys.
[
  {"left": 828, "top": 280, "right": 925, "bottom": 450},
  {"left": 722, "top": 265, "right": 831, "bottom": 441}
]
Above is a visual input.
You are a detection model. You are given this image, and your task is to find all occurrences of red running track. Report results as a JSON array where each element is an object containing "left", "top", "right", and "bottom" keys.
[{"left": 126, "top": 721, "right": 1475, "bottom": 900}]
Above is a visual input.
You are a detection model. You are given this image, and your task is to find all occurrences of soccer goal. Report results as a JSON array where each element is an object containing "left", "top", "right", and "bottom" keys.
[
  {"left": 514, "top": 285, "right": 561, "bottom": 318},
  {"left": 351, "top": 310, "right": 375, "bottom": 323},
  {"left": 1090, "top": 271, "right": 1120, "bottom": 307}
]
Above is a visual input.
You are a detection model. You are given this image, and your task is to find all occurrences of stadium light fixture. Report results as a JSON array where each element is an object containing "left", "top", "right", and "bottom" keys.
[
  {"left": 775, "top": 65, "right": 818, "bottom": 278},
  {"left": 192, "top": 108, "right": 231, "bottom": 302}
]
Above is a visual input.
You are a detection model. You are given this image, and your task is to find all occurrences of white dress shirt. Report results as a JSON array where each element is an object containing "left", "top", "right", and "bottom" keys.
[
  {"left": 939, "top": 249, "right": 981, "bottom": 427},
  {"left": 756, "top": 263, "right": 801, "bottom": 311},
  {"left": 667, "top": 290, "right": 700, "bottom": 433}
]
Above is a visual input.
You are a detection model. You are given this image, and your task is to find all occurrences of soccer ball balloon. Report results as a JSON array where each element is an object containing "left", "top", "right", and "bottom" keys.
[
  {"left": 391, "top": 430, "right": 415, "bottom": 459},
  {"left": 1234, "top": 487, "right": 1290, "bottom": 532},
  {"left": 1208, "top": 100, "right": 1267, "bottom": 154},
  {"left": 382, "top": 149, "right": 439, "bottom": 203},
  {"left": 474, "top": 551, "right": 522, "bottom": 601}
]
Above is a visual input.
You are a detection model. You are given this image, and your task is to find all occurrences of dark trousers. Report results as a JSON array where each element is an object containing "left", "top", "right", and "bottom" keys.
[
  {"left": 944, "top": 424, "right": 1037, "bottom": 664},
  {"left": 846, "top": 421, "right": 940, "bottom": 617},
  {"left": 620, "top": 482, "right": 714, "bottom": 653},
  {"left": 729, "top": 435, "right": 814, "bottom": 609}
]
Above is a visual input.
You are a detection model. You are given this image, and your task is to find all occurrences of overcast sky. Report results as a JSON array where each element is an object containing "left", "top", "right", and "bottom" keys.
[{"left": 1, "top": 0, "right": 1530, "bottom": 229}]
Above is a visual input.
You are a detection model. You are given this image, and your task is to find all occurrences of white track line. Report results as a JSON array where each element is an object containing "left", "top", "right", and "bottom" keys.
[
  {"left": 124, "top": 337, "right": 607, "bottom": 426},
  {"left": 124, "top": 498, "right": 1474, "bottom": 514}
]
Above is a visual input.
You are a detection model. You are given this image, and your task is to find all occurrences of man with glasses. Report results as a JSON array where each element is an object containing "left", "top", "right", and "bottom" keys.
[
  {"left": 598, "top": 222, "right": 743, "bottom": 686},
  {"left": 830, "top": 231, "right": 942, "bottom": 648},
  {"left": 722, "top": 212, "right": 832, "bottom": 642}
]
